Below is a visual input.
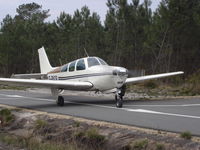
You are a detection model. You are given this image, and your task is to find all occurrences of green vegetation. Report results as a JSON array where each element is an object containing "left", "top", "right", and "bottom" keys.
[
  {"left": 126, "top": 139, "right": 149, "bottom": 150},
  {"left": 75, "top": 127, "right": 106, "bottom": 147},
  {"left": 143, "top": 80, "right": 158, "bottom": 89},
  {"left": 86, "top": 128, "right": 105, "bottom": 143},
  {"left": 156, "top": 143, "right": 165, "bottom": 150},
  {"left": 0, "top": 0, "right": 200, "bottom": 78},
  {"left": 35, "top": 119, "right": 48, "bottom": 129},
  {"left": 180, "top": 131, "right": 192, "bottom": 140},
  {"left": 0, "top": 133, "right": 79, "bottom": 150},
  {"left": 73, "top": 121, "right": 80, "bottom": 127},
  {"left": 133, "top": 139, "right": 148, "bottom": 150},
  {"left": 0, "top": 108, "right": 14, "bottom": 126},
  {"left": 186, "top": 72, "right": 200, "bottom": 95},
  {"left": 0, "top": 85, "right": 26, "bottom": 90}
]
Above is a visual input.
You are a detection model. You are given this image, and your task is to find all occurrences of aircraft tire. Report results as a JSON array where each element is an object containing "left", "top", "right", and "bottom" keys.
[
  {"left": 116, "top": 95, "right": 123, "bottom": 108},
  {"left": 57, "top": 96, "right": 64, "bottom": 106}
]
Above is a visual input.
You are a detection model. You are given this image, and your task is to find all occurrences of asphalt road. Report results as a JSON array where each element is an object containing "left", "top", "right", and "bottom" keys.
[{"left": 0, "top": 89, "right": 200, "bottom": 136}]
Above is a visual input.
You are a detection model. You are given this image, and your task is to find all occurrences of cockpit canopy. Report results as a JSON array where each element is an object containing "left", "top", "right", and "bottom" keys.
[{"left": 61, "top": 57, "right": 108, "bottom": 72}]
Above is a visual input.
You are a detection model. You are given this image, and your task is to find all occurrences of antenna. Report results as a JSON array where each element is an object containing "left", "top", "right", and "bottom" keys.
[{"left": 84, "top": 48, "right": 89, "bottom": 57}]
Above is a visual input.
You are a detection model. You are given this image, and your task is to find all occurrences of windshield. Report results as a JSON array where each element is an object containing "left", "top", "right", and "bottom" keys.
[
  {"left": 87, "top": 57, "right": 100, "bottom": 67},
  {"left": 97, "top": 57, "right": 108, "bottom": 65}
]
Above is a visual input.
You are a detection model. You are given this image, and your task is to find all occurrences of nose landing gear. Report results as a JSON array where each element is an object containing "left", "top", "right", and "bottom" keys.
[
  {"left": 115, "top": 94, "right": 123, "bottom": 108},
  {"left": 115, "top": 85, "right": 126, "bottom": 108},
  {"left": 57, "top": 96, "right": 64, "bottom": 106}
]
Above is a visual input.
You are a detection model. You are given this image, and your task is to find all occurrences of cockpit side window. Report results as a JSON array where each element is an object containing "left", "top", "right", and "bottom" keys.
[
  {"left": 69, "top": 61, "right": 76, "bottom": 72},
  {"left": 87, "top": 57, "right": 100, "bottom": 67},
  {"left": 61, "top": 64, "right": 68, "bottom": 72},
  {"left": 98, "top": 58, "right": 108, "bottom": 65},
  {"left": 76, "top": 59, "right": 86, "bottom": 71}
]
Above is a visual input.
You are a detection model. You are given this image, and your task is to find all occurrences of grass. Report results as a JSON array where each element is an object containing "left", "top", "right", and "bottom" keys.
[
  {"left": 156, "top": 143, "right": 165, "bottom": 150},
  {"left": 180, "top": 131, "right": 192, "bottom": 140},
  {"left": 126, "top": 139, "right": 149, "bottom": 150},
  {"left": 0, "top": 133, "right": 79, "bottom": 150},
  {"left": 133, "top": 139, "right": 148, "bottom": 150},
  {"left": 86, "top": 128, "right": 105, "bottom": 143},
  {"left": 0, "top": 85, "right": 26, "bottom": 90},
  {"left": 0, "top": 108, "right": 14, "bottom": 126},
  {"left": 73, "top": 121, "right": 80, "bottom": 127},
  {"left": 74, "top": 127, "right": 106, "bottom": 148},
  {"left": 143, "top": 80, "right": 158, "bottom": 89},
  {"left": 35, "top": 119, "right": 48, "bottom": 129}
]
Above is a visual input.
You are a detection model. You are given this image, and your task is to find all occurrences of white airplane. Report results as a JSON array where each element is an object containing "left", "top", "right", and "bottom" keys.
[{"left": 0, "top": 47, "right": 183, "bottom": 108}]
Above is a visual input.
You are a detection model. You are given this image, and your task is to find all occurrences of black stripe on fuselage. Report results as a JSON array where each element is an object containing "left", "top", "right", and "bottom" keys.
[{"left": 57, "top": 73, "right": 112, "bottom": 80}]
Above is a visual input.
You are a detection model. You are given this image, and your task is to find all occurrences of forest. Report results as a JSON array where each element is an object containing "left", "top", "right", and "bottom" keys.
[{"left": 0, "top": 0, "right": 200, "bottom": 77}]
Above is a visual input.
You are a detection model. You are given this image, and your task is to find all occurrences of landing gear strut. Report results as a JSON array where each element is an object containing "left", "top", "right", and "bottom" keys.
[
  {"left": 51, "top": 88, "right": 65, "bottom": 106},
  {"left": 115, "top": 94, "right": 123, "bottom": 108},
  {"left": 57, "top": 96, "right": 64, "bottom": 106},
  {"left": 115, "top": 85, "right": 126, "bottom": 108}
]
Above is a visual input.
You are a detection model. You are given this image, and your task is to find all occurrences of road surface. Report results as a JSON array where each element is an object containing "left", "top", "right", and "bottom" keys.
[{"left": 0, "top": 89, "right": 200, "bottom": 136}]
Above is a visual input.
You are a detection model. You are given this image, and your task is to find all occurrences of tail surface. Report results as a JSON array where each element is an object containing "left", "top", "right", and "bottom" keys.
[{"left": 38, "top": 47, "right": 53, "bottom": 74}]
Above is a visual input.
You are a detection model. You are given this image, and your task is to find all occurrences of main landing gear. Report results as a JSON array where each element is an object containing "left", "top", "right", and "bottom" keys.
[
  {"left": 115, "top": 85, "right": 126, "bottom": 108},
  {"left": 51, "top": 88, "right": 65, "bottom": 107}
]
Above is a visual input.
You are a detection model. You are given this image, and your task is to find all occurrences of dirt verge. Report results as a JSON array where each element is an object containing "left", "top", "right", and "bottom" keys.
[{"left": 0, "top": 104, "right": 200, "bottom": 150}]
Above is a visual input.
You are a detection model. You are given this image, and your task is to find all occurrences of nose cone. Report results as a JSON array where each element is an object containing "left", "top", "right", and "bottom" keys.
[
  {"left": 112, "top": 67, "right": 128, "bottom": 88},
  {"left": 113, "top": 67, "right": 128, "bottom": 76},
  {"left": 119, "top": 67, "right": 128, "bottom": 76}
]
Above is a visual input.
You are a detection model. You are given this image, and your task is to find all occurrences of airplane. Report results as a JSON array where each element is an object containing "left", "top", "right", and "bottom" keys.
[{"left": 0, "top": 47, "right": 184, "bottom": 108}]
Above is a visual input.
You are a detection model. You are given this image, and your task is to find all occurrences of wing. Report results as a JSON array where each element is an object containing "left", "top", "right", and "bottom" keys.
[
  {"left": 0, "top": 78, "right": 93, "bottom": 91},
  {"left": 125, "top": 71, "right": 184, "bottom": 84}
]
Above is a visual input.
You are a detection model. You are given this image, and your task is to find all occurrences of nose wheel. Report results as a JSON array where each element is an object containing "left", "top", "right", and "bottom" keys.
[
  {"left": 57, "top": 96, "right": 64, "bottom": 106},
  {"left": 115, "top": 94, "right": 123, "bottom": 108},
  {"left": 115, "top": 85, "right": 126, "bottom": 108}
]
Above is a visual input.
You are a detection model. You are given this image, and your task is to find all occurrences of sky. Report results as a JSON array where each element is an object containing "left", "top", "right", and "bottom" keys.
[{"left": 0, "top": 0, "right": 161, "bottom": 24}]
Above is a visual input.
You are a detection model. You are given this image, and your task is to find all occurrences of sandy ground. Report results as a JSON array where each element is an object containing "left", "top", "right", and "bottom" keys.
[{"left": 1, "top": 104, "right": 200, "bottom": 150}]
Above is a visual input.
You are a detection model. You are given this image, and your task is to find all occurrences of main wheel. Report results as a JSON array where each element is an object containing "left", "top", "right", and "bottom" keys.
[
  {"left": 57, "top": 96, "right": 64, "bottom": 106},
  {"left": 115, "top": 95, "right": 123, "bottom": 108}
]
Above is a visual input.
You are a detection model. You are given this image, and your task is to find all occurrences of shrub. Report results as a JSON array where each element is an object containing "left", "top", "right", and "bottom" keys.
[
  {"left": 129, "top": 139, "right": 148, "bottom": 150},
  {"left": 86, "top": 128, "right": 105, "bottom": 143},
  {"left": 35, "top": 119, "right": 47, "bottom": 129},
  {"left": 74, "top": 131, "right": 85, "bottom": 138},
  {"left": 186, "top": 72, "right": 200, "bottom": 95},
  {"left": 143, "top": 81, "right": 158, "bottom": 89},
  {"left": 73, "top": 121, "right": 80, "bottom": 127},
  {"left": 156, "top": 143, "right": 165, "bottom": 150},
  {"left": 0, "top": 133, "right": 73, "bottom": 150},
  {"left": 180, "top": 131, "right": 192, "bottom": 140},
  {"left": 0, "top": 108, "right": 14, "bottom": 126}
]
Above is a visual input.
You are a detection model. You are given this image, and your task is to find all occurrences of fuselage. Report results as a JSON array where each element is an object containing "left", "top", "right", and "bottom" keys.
[{"left": 47, "top": 57, "right": 128, "bottom": 91}]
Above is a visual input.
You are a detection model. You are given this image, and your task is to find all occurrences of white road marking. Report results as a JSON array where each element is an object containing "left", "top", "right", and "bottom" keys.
[
  {"left": 0, "top": 94, "right": 54, "bottom": 102},
  {"left": 0, "top": 98, "right": 22, "bottom": 100},
  {"left": 0, "top": 93, "right": 200, "bottom": 119},
  {"left": 124, "top": 108, "right": 200, "bottom": 119},
  {"left": 183, "top": 104, "right": 200, "bottom": 107},
  {"left": 64, "top": 101, "right": 200, "bottom": 119},
  {"left": 25, "top": 97, "right": 54, "bottom": 102},
  {"left": 124, "top": 104, "right": 200, "bottom": 107},
  {"left": 0, "top": 94, "right": 23, "bottom": 98}
]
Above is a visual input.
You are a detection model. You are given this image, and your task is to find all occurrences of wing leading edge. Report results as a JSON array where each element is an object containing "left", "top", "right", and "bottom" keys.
[
  {"left": 125, "top": 71, "right": 184, "bottom": 84},
  {"left": 0, "top": 78, "right": 93, "bottom": 91}
]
